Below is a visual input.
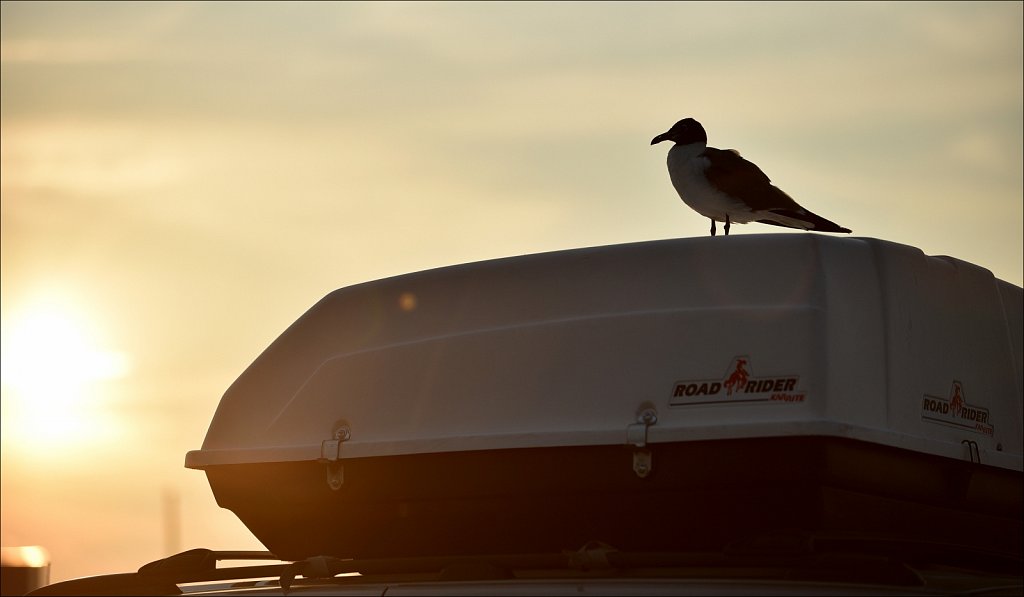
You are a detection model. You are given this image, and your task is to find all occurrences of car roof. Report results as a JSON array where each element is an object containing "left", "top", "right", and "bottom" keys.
[{"left": 29, "top": 537, "right": 1024, "bottom": 597}]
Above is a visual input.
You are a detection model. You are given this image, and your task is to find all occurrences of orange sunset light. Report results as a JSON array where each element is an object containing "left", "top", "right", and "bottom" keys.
[{"left": 1, "top": 297, "right": 130, "bottom": 454}]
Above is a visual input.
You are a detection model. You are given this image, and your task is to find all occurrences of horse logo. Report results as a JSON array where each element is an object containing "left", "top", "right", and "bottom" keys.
[
  {"left": 949, "top": 381, "right": 965, "bottom": 416},
  {"left": 723, "top": 358, "right": 749, "bottom": 395}
]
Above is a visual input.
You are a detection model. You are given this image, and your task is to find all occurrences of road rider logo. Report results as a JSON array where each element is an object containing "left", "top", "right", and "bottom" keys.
[
  {"left": 921, "top": 381, "right": 993, "bottom": 435},
  {"left": 670, "top": 356, "right": 804, "bottom": 406}
]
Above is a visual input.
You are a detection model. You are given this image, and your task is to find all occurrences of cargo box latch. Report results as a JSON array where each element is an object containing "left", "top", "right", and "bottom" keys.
[
  {"left": 627, "top": 405, "right": 657, "bottom": 478},
  {"left": 318, "top": 425, "right": 351, "bottom": 491}
]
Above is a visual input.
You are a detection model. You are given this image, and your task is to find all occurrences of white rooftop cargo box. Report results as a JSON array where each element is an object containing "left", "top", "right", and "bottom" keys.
[{"left": 185, "top": 235, "right": 1022, "bottom": 561}]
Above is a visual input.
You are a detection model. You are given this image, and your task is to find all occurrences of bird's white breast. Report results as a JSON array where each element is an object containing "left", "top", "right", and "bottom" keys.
[{"left": 666, "top": 144, "right": 755, "bottom": 223}]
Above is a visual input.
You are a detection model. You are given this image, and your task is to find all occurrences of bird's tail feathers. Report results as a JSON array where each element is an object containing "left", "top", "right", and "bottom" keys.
[{"left": 759, "top": 208, "right": 851, "bottom": 234}]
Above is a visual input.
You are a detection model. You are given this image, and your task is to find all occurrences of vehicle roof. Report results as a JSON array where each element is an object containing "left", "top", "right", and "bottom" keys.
[{"left": 29, "top": 536, "right": 1024, "bottom": 597}]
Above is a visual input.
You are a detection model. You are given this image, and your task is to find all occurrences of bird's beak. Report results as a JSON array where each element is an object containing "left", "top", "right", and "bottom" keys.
[{"left": 651, "top": 132, "right": 670, "bottom": 145}]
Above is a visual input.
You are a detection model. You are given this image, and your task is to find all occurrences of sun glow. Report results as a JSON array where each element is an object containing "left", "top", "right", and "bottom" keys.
[{"left": 0, "top": 300, "right": 130, "bottom": 454}]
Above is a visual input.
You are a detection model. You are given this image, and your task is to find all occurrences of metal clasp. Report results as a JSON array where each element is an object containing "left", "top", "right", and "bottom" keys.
[
  {"left": 627, "top": 404, "right": 657, "bottom": 478},
  {"left": 627, "top": 407, "right": 658, "bottom": 448},
  {"left": 962, "top": 439, "right": 980, "bottom": 464},
  {"left": 319, "top": 425, "right": 351, "bottom": 490}
]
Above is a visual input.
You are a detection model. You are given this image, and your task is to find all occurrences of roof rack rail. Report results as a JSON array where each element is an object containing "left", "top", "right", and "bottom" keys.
[
  {"left": 27, "top": 535, "right": 1024, "bottom": 596},
  {"left": 28, "top": 549, "right": 290, "bottom": 596}
]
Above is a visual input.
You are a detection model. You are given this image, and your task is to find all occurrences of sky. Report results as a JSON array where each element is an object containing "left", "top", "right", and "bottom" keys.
[{"left": 1, "top": 0, "right": 1022, "bottom": 584}]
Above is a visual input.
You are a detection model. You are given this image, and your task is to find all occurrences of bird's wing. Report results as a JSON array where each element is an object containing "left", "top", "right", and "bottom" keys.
[{"left": 702, "top": 147, "right": 804, "bottom": 213}]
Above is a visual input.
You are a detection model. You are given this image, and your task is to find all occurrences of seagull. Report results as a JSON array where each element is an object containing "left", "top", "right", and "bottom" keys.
[{"left": 651, "top": 118, "right": 851, "bottom": 236}]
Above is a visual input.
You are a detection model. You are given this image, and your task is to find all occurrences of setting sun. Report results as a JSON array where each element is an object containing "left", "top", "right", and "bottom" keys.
[{"left": 0, "top": 300, "right": 129, "bottom": 452}]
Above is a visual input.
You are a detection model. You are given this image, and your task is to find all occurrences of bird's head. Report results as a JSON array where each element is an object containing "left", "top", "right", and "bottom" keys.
[{"left": 651, "top": 118, "right": 707, "bottom": 146}]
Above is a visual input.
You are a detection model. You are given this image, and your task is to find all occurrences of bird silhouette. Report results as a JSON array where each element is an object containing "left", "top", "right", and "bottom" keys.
[{"left": 651, "top": 118, "right": 851, "bottom": 236}]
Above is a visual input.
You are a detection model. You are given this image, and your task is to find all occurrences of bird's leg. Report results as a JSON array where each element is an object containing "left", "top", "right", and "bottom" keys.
[
  {"left": 725, "top": 214, "right": 731, "bottom": 236},
  {"left": 710, "top": 219, "right": 717, "bottom": 236}
]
